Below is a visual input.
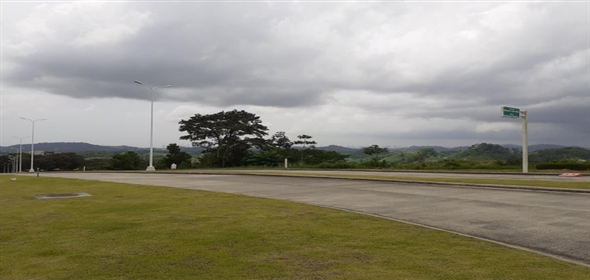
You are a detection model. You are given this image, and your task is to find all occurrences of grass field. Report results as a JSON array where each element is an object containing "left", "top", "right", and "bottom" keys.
[{"left": 1, "top": 176, "right": 589, "bottom": 279}]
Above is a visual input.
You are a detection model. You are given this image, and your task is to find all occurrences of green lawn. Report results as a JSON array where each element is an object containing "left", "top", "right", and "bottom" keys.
[{"left": 1, "top": 176, "right": 589, "bottom": 279}]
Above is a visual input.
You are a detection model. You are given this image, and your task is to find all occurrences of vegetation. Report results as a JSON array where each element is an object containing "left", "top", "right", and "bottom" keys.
[
  {"left": 2, "top": 176, "right": 588, "bottom": 279},
  {"left": 293, "top": 134, "right": 317, "bottom": 149},
  {"left": 84, "top": 157, "right": 111, "bottom": 171},
  {"left": 536, "top": 162, "right": 590, "bottom": 171},
  {"left": 179, "top": 110, "right": 268, "bottom": 167},
  {"left": 530, "top": 147, "right": 590, "bottom": 162},
  {"left": 452, "top": 143, "right": 520, "bottom": 160},
  {"left": 362, "top": 145, "right": 388, "bottom": 161},
  {"left": 157, "top": 143, "right": 192, "bottom": 169},
  {"left": 0, "top": 152, "right": 84, "bottom": 172},
  {"left": 110, "top": 151, "right": 146, "bottom": 170},
  {"left": 2, "top": 113, "right": 589, "bottom": 172},
  {"left": 339, "top": 143, "right": 590, "bottom": 171}
]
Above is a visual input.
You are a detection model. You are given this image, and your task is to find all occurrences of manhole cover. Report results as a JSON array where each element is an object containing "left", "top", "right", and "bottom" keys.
[{"left": 35, "top": 193, "right": 92, "bottom": 199}]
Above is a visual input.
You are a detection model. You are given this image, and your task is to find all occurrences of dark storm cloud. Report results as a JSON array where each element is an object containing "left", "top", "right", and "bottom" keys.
[
  {"left": 3, "top": 2, "right": 589, "bottom": 147},
  {"left": 5, "top": 2, "right": 327, "bottom": 106},
  {"left": 5, "top": 2, "right": 588, "bottom": 106}
]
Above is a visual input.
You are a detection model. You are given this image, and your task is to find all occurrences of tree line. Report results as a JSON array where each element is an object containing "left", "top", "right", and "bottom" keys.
[
  {"left": 2, "top": 110, "right": 588, "bottom": 172},
  {"left": 0, "top": 109, "right": 349, "bottom": 171}
]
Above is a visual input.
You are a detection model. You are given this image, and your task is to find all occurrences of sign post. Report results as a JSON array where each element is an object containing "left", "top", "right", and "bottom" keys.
[
  {"left": 502, "top": 106, "right": 528, "bottom": 173},
  {"left": 502, "top": 107, "right": 520, "bottom": 118},
  {"left": 521, "top": 111, "right": 528, "bottom": 173}
]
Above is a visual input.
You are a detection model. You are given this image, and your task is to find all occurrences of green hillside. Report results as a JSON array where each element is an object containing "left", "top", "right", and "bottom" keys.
[
  {"left": 450, "top": 143, "right": 520, "bottom": 160},
  {"left": 530, "top": 147, "right": 590, "bottom": 162}
]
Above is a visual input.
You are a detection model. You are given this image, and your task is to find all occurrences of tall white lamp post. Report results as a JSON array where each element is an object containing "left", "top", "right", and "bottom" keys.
[
  {"left": 20, "top": 117, "right": 46, "bottom": 172},
  {"left": 12, "top": 136, "right": 30, "bottom": 173},
  {"left": 134, "top": 81, "right": 171, "bottom": 171}
]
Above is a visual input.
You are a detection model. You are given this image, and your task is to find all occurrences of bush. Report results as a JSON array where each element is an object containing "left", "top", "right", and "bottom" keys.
[
  {"left": 536, "top": 162, "right": 590, "bottom": 171},
  {"left": 316, "top": 162, "right": 358, "bottom": 169}
]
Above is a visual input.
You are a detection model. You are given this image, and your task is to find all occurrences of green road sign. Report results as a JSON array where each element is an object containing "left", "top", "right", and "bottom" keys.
[{"left": 502, "top": 106, "right": 520, "bottom": 118}]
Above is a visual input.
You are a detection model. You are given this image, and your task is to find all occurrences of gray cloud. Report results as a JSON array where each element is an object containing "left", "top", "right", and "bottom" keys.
[{"left": 2, "top": 2, "right": 589, "bottom": 147}]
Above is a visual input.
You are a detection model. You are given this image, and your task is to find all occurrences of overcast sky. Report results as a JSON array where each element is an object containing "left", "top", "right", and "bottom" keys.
[{"left": 1, "top": 1, "right": 589, "bottom": 149}]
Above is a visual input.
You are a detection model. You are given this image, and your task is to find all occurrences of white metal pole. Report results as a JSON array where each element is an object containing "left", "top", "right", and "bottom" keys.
[
  {"left": 30, "top": 120, "right": 35, "bottom": 172},
  {"left": 13, "top": 154, "right": 17, "bottom": 173},
  {"left": 21, "top": 118, "right": 46, "bottom": 172},
  {"left": 521, "top": 111, "right": 528, "bottom": 173},
  {"left": 19, "top": 141, "right": 22, "bottom": 173},
  {"left": 134, "top": 81, "right": 171, "bottom": 171},
  {"left": 13, "top": 136, "right": 29, "bottom": 173},
  {"left": 148, "top": 90, "right": 155, "bottom": 171}
]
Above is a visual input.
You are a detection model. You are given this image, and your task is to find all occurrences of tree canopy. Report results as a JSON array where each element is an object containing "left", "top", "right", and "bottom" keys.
[
  {"left": 268, "top": 131, "right": 293, "bottom": 150},
  {"left": 294, "top": 134, "right": 317, "bottom": 149},
  {"left": 160, "top": 143, "right": 192, "bottom": 169},
  {"left": 179, "top": 110, "right": 268, "bottom": 167},
  {"left": 362, "top": 145, "right": 388, "bottom": 157},
  {"left": 111, "top": 151, "right": 145, "bottom": 170}
]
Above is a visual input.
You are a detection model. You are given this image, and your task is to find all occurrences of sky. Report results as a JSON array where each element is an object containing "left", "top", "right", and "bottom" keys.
[{"left": 1, "top": 1, "right": 589, "bottom": 150}]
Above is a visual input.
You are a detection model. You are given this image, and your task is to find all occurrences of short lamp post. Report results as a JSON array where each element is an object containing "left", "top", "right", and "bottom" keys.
[
  {"left": 12, "top": 136, "right": 30, "bottom": 173},
  {"left": 20, "top": 117, "right": 46, "bottom": 172},
  {"left": 134, "top": 80, "right": 171, "bottom": 171}
]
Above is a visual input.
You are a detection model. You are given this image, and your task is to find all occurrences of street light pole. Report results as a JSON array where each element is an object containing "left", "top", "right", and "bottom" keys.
[
  {"left": 20, "top": 117, "right": 47, "bottom": 172},
  {"left": 134, "top": 81, "right": 171, "bottom": 171},
  {"left": 12, "top": 136, "right": 30, "bottom": 173},
  {"left": 521, "top": 111, "right": 529, "bottom": 173}
]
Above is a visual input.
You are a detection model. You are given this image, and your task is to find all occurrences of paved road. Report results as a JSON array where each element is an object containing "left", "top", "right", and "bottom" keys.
[{"left": 36, "top": 172, "right": 590, "bottom": 265}]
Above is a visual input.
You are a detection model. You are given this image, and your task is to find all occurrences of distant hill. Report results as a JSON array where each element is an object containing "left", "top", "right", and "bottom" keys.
[
  {"left": 0, "top": 142, "right": 204, "bottom": 155},
  {"left": 317, "top": 145, "right": 360, "bottom": 154},
  {"left": 1, "top": 142, "right": 588, "bottom": 163},
  {"left": 502, "top": 144, "right": 567, "bottom": 152},
  {"left": 0, "top": 142, "right": 150, "bottom": 153},
  {"left": 394, "top": 146, "right": 469, "bottom": 153},
  {"left": 451, "top": 143, "right": 520, "bottom": 160}
]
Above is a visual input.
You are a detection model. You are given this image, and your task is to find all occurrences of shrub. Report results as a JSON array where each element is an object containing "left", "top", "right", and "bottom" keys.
[
  {"left": 316, "top": 162, "right": 358, "bottom": 169},
  {"left": 536, "top": 162, "right": 590, "bottom": 171}
]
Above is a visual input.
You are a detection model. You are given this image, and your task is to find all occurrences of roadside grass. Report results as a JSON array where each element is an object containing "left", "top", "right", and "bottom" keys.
[
  {"left": 1, "top": 176, "right": 589, "bottom": 280},
  {"left": 181, "top": 170, "right": 590, "bottom": 190}
]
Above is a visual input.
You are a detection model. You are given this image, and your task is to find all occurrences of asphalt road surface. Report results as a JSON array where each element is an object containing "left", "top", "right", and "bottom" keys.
[{"left": 33, "top": 172, "right": 590, "bottom": 265}]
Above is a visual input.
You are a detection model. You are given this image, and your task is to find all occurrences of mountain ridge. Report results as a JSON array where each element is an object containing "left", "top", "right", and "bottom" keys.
[{"left": 0, "top": 141, "right": 584, "bottom": 154}]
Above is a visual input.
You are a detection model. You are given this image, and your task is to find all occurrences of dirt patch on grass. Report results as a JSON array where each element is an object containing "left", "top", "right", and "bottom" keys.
[{"left": 35, "top": 193, "right": 91, "bottom": 199}]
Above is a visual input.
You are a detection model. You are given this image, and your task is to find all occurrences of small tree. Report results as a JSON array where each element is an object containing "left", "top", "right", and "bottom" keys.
[
  {"left": 292, "top": 134, "right": 318, "bottom": 164},
  {"left": 293, "top": 134, "right": 317, "bottom": 149},
  {"left": 413, "top": 148, "right": 437, "bottom": 163},
  {"left": 269, "top": 131, "right": 293, "bottom": 150},
  {"left": 361, "top": 144, "right": 389, "bottom": 168},
  {"left": 161, "top": 143, "right": 192, "bottom": 169},
  {"left": 111, "top": 151, "right": 145, "bottom": 170},
  {"left": 362, "top": 145, "right": 389, "bottom": 161}
]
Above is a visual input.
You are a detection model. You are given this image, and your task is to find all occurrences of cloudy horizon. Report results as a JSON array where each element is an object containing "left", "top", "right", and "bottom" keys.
[{"left": 2, "top": 1, "right": 589, "bottom": 149}]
